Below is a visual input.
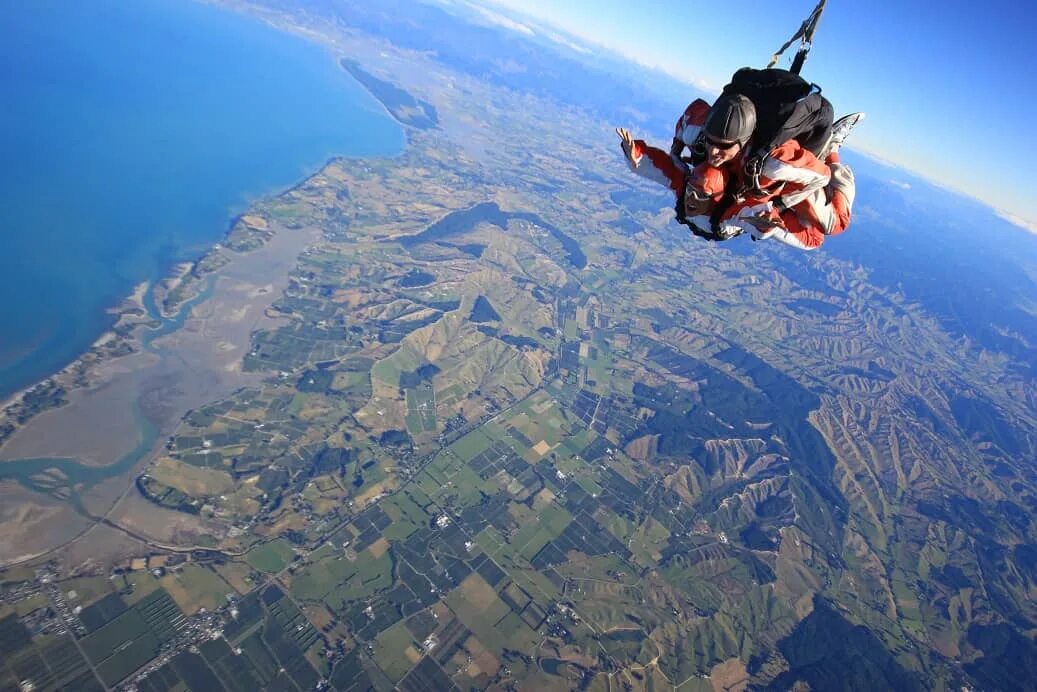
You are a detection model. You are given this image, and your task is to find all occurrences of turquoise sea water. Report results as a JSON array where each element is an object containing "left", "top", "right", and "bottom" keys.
[{"left": 0, "top": 0, "right": 404, "bottom": 400}]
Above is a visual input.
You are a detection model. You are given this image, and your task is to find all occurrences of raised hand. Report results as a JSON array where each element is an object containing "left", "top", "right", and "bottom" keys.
[{"left": 615, "top": 127, "right": 639, "bottom": 168}]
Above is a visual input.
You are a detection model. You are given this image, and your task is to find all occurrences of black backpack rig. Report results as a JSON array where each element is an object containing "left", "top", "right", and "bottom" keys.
[{"left": 676, "top": 0, "right": 834, "bottom": 240}]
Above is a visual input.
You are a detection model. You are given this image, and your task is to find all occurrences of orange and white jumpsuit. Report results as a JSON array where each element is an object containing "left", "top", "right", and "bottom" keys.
[{"left": 625, "top": 98, "right": 855, "bottom": 249}]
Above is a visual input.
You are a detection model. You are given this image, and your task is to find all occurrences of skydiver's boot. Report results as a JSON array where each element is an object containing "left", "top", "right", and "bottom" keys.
[{"left": 821, "top": 112, "right": 865, "bottom": 160}]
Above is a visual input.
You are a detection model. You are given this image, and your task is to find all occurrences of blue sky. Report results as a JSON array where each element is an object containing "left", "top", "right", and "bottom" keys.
[{"left": 475, "top": 0, "right": 1037, "bottom": 232}]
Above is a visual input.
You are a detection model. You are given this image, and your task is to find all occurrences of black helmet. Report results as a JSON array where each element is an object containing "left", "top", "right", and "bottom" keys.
[{"left": 704, "top": 93, "right": 756, "bottom": 145}]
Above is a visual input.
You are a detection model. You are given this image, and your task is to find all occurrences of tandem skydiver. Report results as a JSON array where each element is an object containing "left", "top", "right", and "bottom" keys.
[{"left": 617, "top": 76, "right": 864, "bottom": 250}]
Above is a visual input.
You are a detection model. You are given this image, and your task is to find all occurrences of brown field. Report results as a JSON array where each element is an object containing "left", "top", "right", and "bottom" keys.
[
  {"left": 530, "top": 397, "right": 555, "bottom": 415},
  {"left": 240, "top": 214, "right": 269, "bottom": 230},
  {"left": 256, "top": 511, "right": 308, "bottom": 538},
  {"left": 508, "top": 412, "right": 532, "bottom": 431},
  {"left": 313, "top": 475, "right": 341, "bottom": 493},
  {"left": 220, "top": 481, "right": 263, "bottom": 517},
  {"left": 710, "top": 658, "right": 749, "bottom": 692},
  {"left": 108, "top": 489, "right": 230, "bottom": 547},
  {"left": 303, "top": 603, "right": 335, "bottom": 631},
  {"left": 65, "top": 512, "right": 155, "bottom": 576},
  {"left": 149, "top": 457, "right": 235, "bottom": 497},
  {"left": 310, "top": 497, "right": 341, "bottom": 516},
  {"left": 531, "top": 487, "right": 556, "bottom": 510},
  {"left": 160, "top": 574, "right": 199, "bottom": 614},
  {"left": 624, "top": 434, "right": 658, "bottom": 462},
  {"left": 456, "top": 573, "right": 501, "bottom": 610},
  {"left": 516, "top": 671, "right": 580, "bottom": 692},
  {"left": 160, "top": 563, "right": 234, "bottom": 615},
  {"left": 431, "top": 601, "right": 454, "bottom": 622},
  {"left": 355, "top": 478, "right": 398, "bottom": 506},
  {"left": 465, "top": 635, "right": 500, "bottom": 677},
  {"left": 213, "top": 561, "right": 255, "bottom": 594},
  {"left": 616, "top": 667, "right": 675, "bottom": 692},
  {"left": 368, "top": 537, "right": 390, "bottom": 558}
]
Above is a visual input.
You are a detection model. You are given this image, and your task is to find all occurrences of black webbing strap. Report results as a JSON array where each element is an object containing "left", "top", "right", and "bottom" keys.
[{"left": 767, "top": 0, "right": 828, "bottom": 75}]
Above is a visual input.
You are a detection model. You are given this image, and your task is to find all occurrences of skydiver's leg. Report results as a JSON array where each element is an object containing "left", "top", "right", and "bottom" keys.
[
  {"left": 808, "top": 152, "right": 855, "bottom": 235},
  {"left": 798, "top": 94, "right": 835, "bottom": 156},
  {"left": 758, "top": 209, "right": 827, "bottom": 250},
  {"left": 616, "top": 128, "right": 686, "bottom": 196},
  {"left": 827, "top": 154, "right": 856, "bottom": 234},
  {"left": 755, "top": 153, "right": 856, "bottom": 250}
]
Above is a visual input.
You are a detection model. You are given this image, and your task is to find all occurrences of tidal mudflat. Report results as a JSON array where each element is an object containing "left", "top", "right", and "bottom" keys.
[{"left": 0, "top": 221, "right": 317, "bottom": 564}]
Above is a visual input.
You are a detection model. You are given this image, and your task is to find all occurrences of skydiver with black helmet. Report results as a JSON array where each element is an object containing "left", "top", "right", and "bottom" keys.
[{"left": 617, "top": 79, "right": 863, "bottom": 249}]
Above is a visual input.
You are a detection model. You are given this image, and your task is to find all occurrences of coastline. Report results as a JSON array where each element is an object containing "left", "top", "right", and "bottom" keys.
[
  {"left": 0, "top": 279, "right": 150, "bottom": 441},
  {"left": 0, "top": 0, "right": 407, "bottom": 446},
  {"left": 1, "top": 282, "right": 146, "bottom": 410},
  {"left": 0, "top": 2, "right": 419, "bottom": 565},
  {"left": 0, "top": 147, "right": 396, "bottom": 451},
  {"left": 0, "top": 210, "right": 262, "bottom": 446},
  {"left": 0, "top": 208, "right": 323, "bottom": 563}
]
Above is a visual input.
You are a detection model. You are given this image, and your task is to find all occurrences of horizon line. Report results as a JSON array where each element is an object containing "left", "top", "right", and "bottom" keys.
[{"left": 463, "top": 0, "right": 1037, "bottom": 237}]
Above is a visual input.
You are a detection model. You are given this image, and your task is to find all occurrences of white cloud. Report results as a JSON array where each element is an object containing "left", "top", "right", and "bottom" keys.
[
  {"left": 850, "top": 146, "right": 974, "bottom": 198},
  {"left": 460, "top": 1, "right": 593, "bottom": 56},
  {"left": 889, "top": 179, "right": 911, "bottom": 190},
  {"left": 468, "top": 4, "right": 535, "bottom": 35},
  {"left": 846, "top": 143, "right": 909, "bottom": 171},
  {"left": 995, "top": 209, "right": 1037, "bottom": 236},
  {"left": 601, "top": 46, "right": 718, "bottom": 93},
  {"left": 541, "top": 29, "right": 592, "bottom": 55},
  {"left": 468, "top": 0, "right": 717, "bottom": 92}
]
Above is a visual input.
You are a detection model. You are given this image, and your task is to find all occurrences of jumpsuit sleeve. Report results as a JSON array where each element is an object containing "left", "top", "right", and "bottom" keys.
[{"left": 626, "top": 139, "right": 687, "bottom": 196}]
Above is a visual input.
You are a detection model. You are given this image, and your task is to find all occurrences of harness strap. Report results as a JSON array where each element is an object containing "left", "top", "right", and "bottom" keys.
[
  {"left": 709, "top": 191, "right": 735, "bottom": 234},
  {"left": 744, "top": 155, "right": 766, "bottom": 196},
  {"left": 767, "top": 0, "right": 828, "bottom": 74}
]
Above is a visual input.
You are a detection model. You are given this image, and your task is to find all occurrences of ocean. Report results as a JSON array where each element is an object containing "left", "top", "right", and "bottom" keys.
[{"left": 0, "top": 0, "right": 404, "bottom": 400}]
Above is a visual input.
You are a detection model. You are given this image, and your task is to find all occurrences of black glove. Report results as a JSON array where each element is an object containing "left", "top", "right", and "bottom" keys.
[
  {"left": 713, "top": 224, "right": 742, "bottom": 241},
  {"left": 669, "top": 137, "right": 684, "bottom": 161}
]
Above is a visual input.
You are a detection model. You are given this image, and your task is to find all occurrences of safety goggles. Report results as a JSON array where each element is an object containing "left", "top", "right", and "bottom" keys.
[
  {"left": 684, "top": 185, "right": 714, "bottom": 203},
  {"left": 703, "top": 135, "right": 739, "bottom": 151}
]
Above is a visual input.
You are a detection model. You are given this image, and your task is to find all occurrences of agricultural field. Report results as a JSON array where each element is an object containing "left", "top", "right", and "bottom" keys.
[
  {"left": 138, "top": 584, "right": 324, "bottom": 692},
  {"left": 404, "top": 384, "right": 437, "bottom": 436},
  {"left": 0, "top": 616, "right": 103, "bottom": 691},
  {"left": 245, "top": 539, "right": 296, "bottom": 574},
  {"left": 2, "top": 585, "right": 192, "bottom": 690},
  {"left": 160, "top": 563, "right": 236, "bottom": 614}
]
